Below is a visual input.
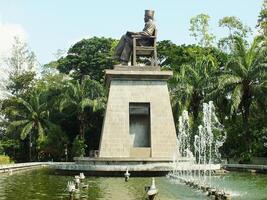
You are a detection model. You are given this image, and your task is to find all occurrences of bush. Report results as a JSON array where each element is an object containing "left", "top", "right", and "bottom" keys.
[
  {"left": 239, "top": 152, "right": 252, "bottom": 164},
  {"left": 39, "top": 124, "right": 69, "bottom": 161},
  {"left": 71, "top": 136, "right": 87, "bottom": 158},
  {"left": 0, "top": 155, "right": 11, "bottom": 164}
]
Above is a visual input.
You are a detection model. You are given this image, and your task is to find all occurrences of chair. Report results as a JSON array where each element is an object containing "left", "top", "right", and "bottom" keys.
[{"left": 132, "top": 29, "right": 158, "bottom": 66}]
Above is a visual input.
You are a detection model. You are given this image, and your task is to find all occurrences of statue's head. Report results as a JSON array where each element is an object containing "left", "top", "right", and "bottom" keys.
[{"left": 144, "top": 10, "right": 154, "bottom": 22}]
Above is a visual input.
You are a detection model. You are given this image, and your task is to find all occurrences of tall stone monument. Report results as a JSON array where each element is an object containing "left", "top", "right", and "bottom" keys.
[
  {"left": 99, "top": 10, "right": 177, "bottom": 160},
  {"left": 99, "top": 67, "right": 177, "bottom": 159}
]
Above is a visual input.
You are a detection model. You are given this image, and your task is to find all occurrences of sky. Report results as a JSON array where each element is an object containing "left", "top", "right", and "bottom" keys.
[{"left": 0, "top": 0, "right": 263, "bottom": 65}]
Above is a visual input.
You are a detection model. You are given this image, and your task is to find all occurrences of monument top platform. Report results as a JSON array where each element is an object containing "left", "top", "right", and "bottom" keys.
[
  {"left": 113, "top": 65, "right": 161, "bottom": 71},
  {"left": 105, "top": 65, "right": 173, "bottom": 87}
]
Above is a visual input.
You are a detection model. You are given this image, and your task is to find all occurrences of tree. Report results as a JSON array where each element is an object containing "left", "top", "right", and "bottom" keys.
[
  {"left": 257, "top": 0, "right": 267, "bottom": 36},
  {"left": 60, "top": 77, "right": 105, "bottom": 140},
  {"left": 218, "top": 16, "right": 252, "bottom": 52},
  {"left": 52, "top": 37, "right": 115, "bottom": 82},
  {"left": 5, "top": 92, "right": 50, "bottom": 161},
  {"left": 169, "top": 54, "right": 218, "bottom": 124},
  {"left": 219, "top": 16, "right": 251, "bottom": 38},
  {"left": 189, "top": 14, "right": 215, "bottom": 47},
  {"left": 216, "top": 36, "right": 267, "bottom": 152},
  {"left": 5, "top": 37, "right": 37, "bottom": 96}
]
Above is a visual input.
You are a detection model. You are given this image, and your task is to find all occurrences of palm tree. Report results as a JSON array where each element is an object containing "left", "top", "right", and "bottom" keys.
[
  {"left": 217, "top": 36, "right": 267, "bottom": 147},
  {"left": 6, "top": 92, "right": 50, "bottom": 161},
  {"left": 60, "top": 77, "right": 105, "bottom": 140},
  {"left": 169, "top": 54, "right": 217, "bottom": 124}
]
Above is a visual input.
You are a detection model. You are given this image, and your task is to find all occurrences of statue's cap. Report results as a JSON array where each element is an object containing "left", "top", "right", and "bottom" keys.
[{"left": 145, "top": 10, "right": 154, "bottom": 19}]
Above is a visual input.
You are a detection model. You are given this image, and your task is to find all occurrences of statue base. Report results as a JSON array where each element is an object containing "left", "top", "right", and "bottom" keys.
[{"left": 99, "top": 65, "right": 177, "bottom": 160}]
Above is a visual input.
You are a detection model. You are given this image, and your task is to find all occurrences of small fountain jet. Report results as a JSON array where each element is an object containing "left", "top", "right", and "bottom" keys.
[
  {"left": 124, "top": 168, "right": 130, "bottom": 182},
  {"left": 74, "top": 176, "right": 80, "bottom": 189},
  {"left": 79, "top": 172, "right": 85, "bottom": 180},
  {"left": 145, "top": 178, "right": 158, "bottom": 200},
  {"left": 79, "top": 173, "right": 88, "bottom": 189},
  {"left": 67, "top": 181, "right": 76, "bottom": 200}
]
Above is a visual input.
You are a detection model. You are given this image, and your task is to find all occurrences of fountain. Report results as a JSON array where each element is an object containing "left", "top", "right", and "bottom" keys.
[
  {"left": 124, "top": 168, "right": 130, "bottom": 182},
  {"left": 145, "top": 177, "right": 158, "bottom": 200},
  {"left": 67, "top": 181, "right": 76, "bottom": 200},
  {"left": 74, "top": 175, "right": 80, "bottom": 189},
  {"left": 168, "top": 101, "right": 230, "bottom": 199}
]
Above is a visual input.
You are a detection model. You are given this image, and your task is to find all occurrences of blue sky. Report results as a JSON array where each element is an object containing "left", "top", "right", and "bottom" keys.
[{"left": 0, "top": 0, "right": 263, "bottom": 64}]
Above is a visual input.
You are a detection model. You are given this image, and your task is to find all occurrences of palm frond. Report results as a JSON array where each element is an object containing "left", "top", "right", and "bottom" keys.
[
  {"left": 80, "top": 98, "right": 94, "bottom": 112},
  {"left": 218, "top": 74, "right": 242, "bottom": 89},
  {"left": 17, "top": 97, "right": 34, "bottom": 113},
  {"left": 10, "top": 119, "right": 29, "bottom": 127},
  {"left": 230, "top": 84, "right": 243, "bottom": 114},
  {"left": 37, "top": 122, "right": 45, "bottom": 142},
  {"left": 20, "top": 122, "right": 34, "bottom": 140}
]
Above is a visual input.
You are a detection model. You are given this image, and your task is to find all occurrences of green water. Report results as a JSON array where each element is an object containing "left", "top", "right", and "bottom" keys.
[{"left": 0, "top": 168, "right": 266, "bottom": 200}]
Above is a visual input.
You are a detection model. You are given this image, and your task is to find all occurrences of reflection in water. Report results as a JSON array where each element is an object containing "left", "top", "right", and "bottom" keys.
[{"left": 0, "top": 169, "right": 266, "bottom": 200}]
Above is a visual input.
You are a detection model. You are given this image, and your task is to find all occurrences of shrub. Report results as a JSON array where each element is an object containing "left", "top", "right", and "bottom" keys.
[
  {"left": 0, "top": 155, "right": 11, "bottom": 164},
  {"left": 71, "top": 136, "right": 87, "bottom": 158}
]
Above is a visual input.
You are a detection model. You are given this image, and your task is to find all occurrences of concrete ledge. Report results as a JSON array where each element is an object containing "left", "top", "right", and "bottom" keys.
[
  {"left": 54, "top": 163, "right": 173, "bottom": 171},
  {"left": 223, "top": 164, "right": 267, "bottom": 173},
  {"left": 74, "top": 157, "right": 173, "bottom": 162},
  {"left": 0, "top": 162, "right": 49, "bottom": 173},
  {"left": 113, "top": 65, "right": 161, "bottom": 71},
  {"left": 52, "top": 162, "right": 221, "bottom": 177},
  {"left": 105, "top": 69, "right": 173, "bottom": 87}
]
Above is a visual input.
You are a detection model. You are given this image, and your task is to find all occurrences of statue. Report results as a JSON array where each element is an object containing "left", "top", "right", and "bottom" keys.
[{"left": 113, "top": 10, "right": 156, "bottom": 65}]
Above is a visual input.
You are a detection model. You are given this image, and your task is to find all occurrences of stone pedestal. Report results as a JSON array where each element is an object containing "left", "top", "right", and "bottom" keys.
[{"left": 99, "top": 66, "right": 177, "bottom": 160}]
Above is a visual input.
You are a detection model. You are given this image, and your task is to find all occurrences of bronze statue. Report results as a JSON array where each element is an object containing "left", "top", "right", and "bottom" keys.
[{"left": 113, "top": 10, "right": 156, "bottom": 65}]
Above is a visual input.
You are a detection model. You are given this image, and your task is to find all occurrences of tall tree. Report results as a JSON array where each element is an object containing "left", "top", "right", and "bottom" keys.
[
  {"left": 216, "top": 36, "right": 267, "bottom": 151},
  {"left": 60, "top": 77, "right": 105, "bottom": 140},
  {"left": 5, "top": 37, "right": 37, "bottom": 95},
  {"left": 53, "top": 37, "right": 115, "bottom": 82},
  {"left": 219, "top": 16, "right": 251, "bottom": 38},
  {"left": 189, "top": 13, "right": 215, "bottom": 47},
  {"left": 4, "top": 92, "right": 50, "bottom": 161},
  {"left": 218, "top": 16, "right": 252, "bottom": 52},
  {"left": 169, "top": 54, "right": 217, "bottom": 123}
]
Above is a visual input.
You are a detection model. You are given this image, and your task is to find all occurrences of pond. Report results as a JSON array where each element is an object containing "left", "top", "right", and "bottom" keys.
[{"left": 0, "top": 168, "right": 266, "bottom": 200}]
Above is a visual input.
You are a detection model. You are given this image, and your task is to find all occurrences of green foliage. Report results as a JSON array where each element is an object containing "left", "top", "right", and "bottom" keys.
[
  {"left": 53, "top": 37, "right": 115, "bottom": 82},
  {"left": 219, "top": 16, "right": 251, "bottom": 38},
  {"left": 257, "top": 0, "right": 267, "bottom": 36},
  {"left": 0, "top": 155, "right": 11, "bottom": 164},
  {"left": 239, "top": 152, "right": 252, "bottom": 164},
  {"left": 5, "top": 37, "right": 37, "bottom": 96},
  {"left": 7, "top": 71, "right": 36, "bottom": 95},
  {"left": 5, "top": 93, "right": 50, "bottom": 142},
  {"left": 218, "top": 16, "right": 252, "bottom": 52},
  {"left": 215, "top": 36, "right": 267, "bottom": 156},
  {"left": 39, "top": 124, "right": 68, "bottom": 161},
  {"left": 189, "top": 13, "right": 215, "bottom": 47},
  {"left": 71, "top": 136, "right": 87, "bottom": 157},
  {"left": 60, "top": 77, "right": 106, "bottom": 140}
]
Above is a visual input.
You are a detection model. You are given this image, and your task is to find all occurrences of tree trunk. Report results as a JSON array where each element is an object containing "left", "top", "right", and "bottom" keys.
[
  {"left": 78, "top": 113, "right": 85, "bottom": 140},
  {"left": 242, "top": 84, "right": 252, "bottom": 150},
  {"left": 29, "top": 133, "right": 32, "bottom": 162}
]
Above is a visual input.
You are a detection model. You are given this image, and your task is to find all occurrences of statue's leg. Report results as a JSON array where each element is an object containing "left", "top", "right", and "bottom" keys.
[
  {"left": 114, "top": 35, "right": 127, "bottom": 58},
  {"left": 120, "top": 41, "right": 132, "bottom": 64}
]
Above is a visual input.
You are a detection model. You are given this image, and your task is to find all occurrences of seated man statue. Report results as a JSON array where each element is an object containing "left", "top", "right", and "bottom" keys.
[{"left": 113, "top": 10, "right": 156, "bottom": 65}]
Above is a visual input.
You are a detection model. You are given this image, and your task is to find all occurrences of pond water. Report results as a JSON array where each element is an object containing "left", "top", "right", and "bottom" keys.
[{"left": 0, "top": 168, "right": 266, "bottom": 200}]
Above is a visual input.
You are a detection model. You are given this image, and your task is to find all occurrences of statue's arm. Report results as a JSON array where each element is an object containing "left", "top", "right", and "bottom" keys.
[
  {"left": 126, "top": 21, "right": 155, "bottom": 38},
  {"left": 138, "top": 21, "right": 156, "bottom": 36}
]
